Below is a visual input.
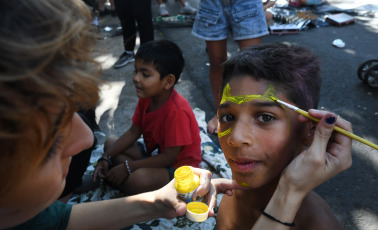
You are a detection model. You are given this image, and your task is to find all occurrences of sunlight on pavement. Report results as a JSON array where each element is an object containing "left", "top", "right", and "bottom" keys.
[
  {"left": 352, "top": 209, "right": 378, "bottom": 229},
  {"left": 95, "top": 54, "right": 118, "bottom": 71},
  {"left": 96, "top": 81, "right": 125, "bottom": 129}
]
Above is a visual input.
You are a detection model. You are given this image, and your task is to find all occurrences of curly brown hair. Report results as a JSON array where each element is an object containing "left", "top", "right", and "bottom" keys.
[{"left": 0, "top": 0, "right": 101, "bottom": 197}]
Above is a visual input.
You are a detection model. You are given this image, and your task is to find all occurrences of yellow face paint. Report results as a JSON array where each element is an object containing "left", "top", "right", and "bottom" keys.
[
  {"left": 218, "top": 83, "right": 278, "bottom": 138},
  {"left": 239, "top": 182, "right": 250, "bottom": 188},
  {"left": 220, "top": 83, "right": 277, "bottom": 105}
]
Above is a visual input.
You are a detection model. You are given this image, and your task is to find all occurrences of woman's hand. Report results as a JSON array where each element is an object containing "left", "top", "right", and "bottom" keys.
[
  {"left": 151, "top": 167, "right": 245, "bottom": 219},
  {"left": 280, "top": 110, "right": 353, "bottom": 197}
]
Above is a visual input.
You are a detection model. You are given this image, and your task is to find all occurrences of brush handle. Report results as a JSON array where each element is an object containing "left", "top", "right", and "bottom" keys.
[{"left": 297, "top": 109, "right": 378, "bottom": 150}]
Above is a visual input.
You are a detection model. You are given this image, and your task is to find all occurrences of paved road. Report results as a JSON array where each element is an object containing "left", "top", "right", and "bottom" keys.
[{"left": 94, "top": 1, "right": 378, "bottom": 229}]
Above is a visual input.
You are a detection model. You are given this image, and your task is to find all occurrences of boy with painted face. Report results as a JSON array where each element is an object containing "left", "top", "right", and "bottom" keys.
[
  {"left": 94, "top": 40, "right": 202, "bottom": 195},
  {"left": 216, "top": 43, "right": 348, "bottom": 229},
  {"left": 1, "top": 1, "right": 352, "bottom": 229}
]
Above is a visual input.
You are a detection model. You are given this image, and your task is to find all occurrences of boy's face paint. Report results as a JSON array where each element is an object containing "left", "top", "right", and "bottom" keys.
[
  {"left": 217, "top": 76, "right": 308, "bottom": 189},
  {"left": 218, "top": 83, "right": 278, "bottom": 138}
]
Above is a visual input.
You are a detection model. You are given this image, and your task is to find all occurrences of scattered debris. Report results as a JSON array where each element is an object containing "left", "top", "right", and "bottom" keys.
[{"left": 332, "top": 39, "right": 345, "bottom": 48}]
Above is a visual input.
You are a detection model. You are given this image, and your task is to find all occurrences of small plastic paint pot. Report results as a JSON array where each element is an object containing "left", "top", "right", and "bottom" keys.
[{"left": 186, "top": 202, "right": 209, "bottom": 222}]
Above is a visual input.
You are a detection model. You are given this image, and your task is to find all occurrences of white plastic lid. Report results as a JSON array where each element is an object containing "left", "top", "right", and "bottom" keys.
[{"left": 186, "top": 202, "right": 209, "bottom": 222}]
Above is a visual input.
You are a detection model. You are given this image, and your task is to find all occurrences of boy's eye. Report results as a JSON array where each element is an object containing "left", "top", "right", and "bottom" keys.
[
  {"left": 257, "top": 114, "right": 275, "bottom": 123},
  {"left": 133, "top": 70, "right": 149, "bottom": 78},
  {"left": 219, "top": 114, "right": 234, "bottom": 123}
]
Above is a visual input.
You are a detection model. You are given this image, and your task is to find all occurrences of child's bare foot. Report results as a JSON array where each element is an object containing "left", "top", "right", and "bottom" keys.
[{"left": 207, "top": 115, "right": 218, "bottom": 134}]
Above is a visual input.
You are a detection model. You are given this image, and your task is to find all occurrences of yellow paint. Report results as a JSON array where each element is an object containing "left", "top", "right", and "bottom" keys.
[
  {"left": 187, "top": 202, "right": 209, "bottom": 214},
  {"left": 218, "top": 84, "right": 278, "bottom": 138},
  {"left": 174, "top": 166, "right": 200, "bottom": 202},
  {"left": 220, "top": 83, "right": 277, "bottom": 105},
  {"left": 190, "top": 208, "right": 206, "bottom": 214},
  {"left": 218, "top": 127, "right": 231, "bottom": 138},
  {"left": 239, "top": 182, "right": 250, "bottom": 188}
]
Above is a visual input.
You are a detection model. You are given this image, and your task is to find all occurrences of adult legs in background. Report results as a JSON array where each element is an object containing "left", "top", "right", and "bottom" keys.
[
  {"left": 205, "top": 39, "right": 228, "bottom": 134},
  {"left": 98, "top": 0, "right": 116, "bottom": 17},
  {"left": 113, "top": 0, "right": 154, "bottom": 68},
  {"left": 205, "top": 38, "right": 262, "bottom": 134}
]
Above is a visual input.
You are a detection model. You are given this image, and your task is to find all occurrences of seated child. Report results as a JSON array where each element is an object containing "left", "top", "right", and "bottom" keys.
[
  {"left": 93, "top": 40, "right": 202, "bottom": 195},
  {"left": 216, "top": 43, "right": 344, "bottom": 229}
]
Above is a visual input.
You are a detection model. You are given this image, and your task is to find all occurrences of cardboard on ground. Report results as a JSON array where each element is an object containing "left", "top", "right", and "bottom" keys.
[{"left": 326, "top": 13, "right": 356, "bottom": 26}]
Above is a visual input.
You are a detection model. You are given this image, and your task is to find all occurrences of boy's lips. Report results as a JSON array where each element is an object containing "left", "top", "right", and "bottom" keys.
[{"left": 230, "top": 158, "right": 260, "bottom": 172}]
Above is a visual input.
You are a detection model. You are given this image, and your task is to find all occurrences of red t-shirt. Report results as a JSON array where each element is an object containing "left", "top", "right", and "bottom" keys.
[{"left": 132, "top": 89, "right": 202, "bottom": 168}]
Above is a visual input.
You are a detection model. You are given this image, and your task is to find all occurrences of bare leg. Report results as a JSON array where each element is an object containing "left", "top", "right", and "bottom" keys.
[
  {"left": 263, "top": 0, "right": 275, "bottom": 22},
  {"left": 98, "top": 0, "right": 106, "bottom": 11},
  {"left": 237, "top": 37, "right": 262, "bottom": 49},
  {"left": 104, "top": 136, "right": 142, "bottom": 162},
  {"left": 104, "top": 137, "right": 170, "bottom": 195},
  {"left": 205, "top": 39, "right": 228, "bottom": 134},
  {"left": 120, "top": 168, "right": 170, "bottom": 195},
  {"left": 109, "top": 0, "right": 115, "bottom": 10}
]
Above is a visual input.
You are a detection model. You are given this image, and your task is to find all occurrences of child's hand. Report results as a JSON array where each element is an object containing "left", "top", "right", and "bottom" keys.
[
  {"left": 106, "top": 164, "right": 129, "bottom": 186},
  {"left": 190, "top": 167, "right": 247, "bottom": 217},
  {"left": 280, "top": 110, "right": 353, "bottom": 197},
  {"left": 206, "top": 178, "right": 247, "bottom": 217},
  {"left": 93, "top": 159, "right": 110, "bottom": 182}
]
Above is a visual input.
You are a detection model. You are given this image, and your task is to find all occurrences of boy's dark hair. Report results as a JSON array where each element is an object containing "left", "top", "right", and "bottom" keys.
[
  {"left": 221, "top": 42, "right": 321, "bottom": 110},
  {"left": 135, "top": 39, "right": 184, "bottom": 84}
]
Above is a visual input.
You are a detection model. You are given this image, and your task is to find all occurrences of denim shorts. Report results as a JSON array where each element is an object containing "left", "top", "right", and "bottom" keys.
[
  {"left": 136, "top": 141, "right": 175, "bottom": 180},
  {"left": 192, "top": 0, "right": 269, "bottom": 41}
]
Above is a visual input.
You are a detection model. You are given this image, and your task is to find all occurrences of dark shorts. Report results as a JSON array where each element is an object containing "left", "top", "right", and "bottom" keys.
[{"left": 136, "top": 141, "right": 175, "bottom": 180}]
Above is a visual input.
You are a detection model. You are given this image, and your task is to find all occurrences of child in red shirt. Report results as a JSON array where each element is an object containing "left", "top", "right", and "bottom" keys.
[{"left": 94, "top": 40, "right": 202, "bottom": 195}]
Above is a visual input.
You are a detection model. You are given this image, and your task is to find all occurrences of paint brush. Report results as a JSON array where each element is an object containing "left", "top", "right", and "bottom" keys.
[{"left": 270, "top": 96, "right": 378, "bottom": 150}]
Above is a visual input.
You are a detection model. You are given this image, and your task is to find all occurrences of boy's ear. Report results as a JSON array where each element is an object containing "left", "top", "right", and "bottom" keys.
[
  {"left": 163, "top": 74, "right": 176, "bottom": 90},
  {"left": 302, "top": 121, "right": 317, "bottom": 147}
]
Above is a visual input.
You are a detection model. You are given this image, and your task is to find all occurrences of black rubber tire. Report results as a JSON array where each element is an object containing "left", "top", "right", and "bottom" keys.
[
  {"left": 357, "top": 59, "right": 378, "bottom": 81},
  {"left": 363, "top": 64, "right": 378, "bottom": 88}
]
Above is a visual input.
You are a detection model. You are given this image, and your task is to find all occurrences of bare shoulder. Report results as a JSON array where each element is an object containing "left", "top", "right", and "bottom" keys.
[
  {"left": 216, "top": 193, "right": 256, "bottom": 230},
  {"left": 216, "top": 194, "right": 236, "bottom": 230},
  {"left": 294, "top": 191, "right": 343, "bottom": 230}
]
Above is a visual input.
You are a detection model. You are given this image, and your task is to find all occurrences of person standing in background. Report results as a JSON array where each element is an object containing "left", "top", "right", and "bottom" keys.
[
  {"left": 113, "top": 0, "right": 154, "bottom": 69},
  {"left": 192, "top": 0, "right": 269, "bottom": 134},
  {"left": 157, "top": 0, "right": 197, "bottom": 16}
]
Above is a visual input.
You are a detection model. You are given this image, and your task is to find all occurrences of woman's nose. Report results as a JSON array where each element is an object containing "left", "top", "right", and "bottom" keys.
[{"left": 63, "top": 113, "right": 94, "bottom": 158}]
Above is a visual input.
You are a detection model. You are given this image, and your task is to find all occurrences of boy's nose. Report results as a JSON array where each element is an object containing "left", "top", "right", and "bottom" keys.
[
  {"left": 62, "top": 113, "right": 94, "bottom": 158},
  {"left": 227, "top": 119, "right": 253, "bottom": 147},
  {"left": 132, "top": 73, "right": 140, "bottom": 83}
]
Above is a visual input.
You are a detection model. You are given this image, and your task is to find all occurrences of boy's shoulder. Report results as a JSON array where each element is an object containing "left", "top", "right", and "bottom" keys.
[
  {"left": 166, "top": 89, "right": 193, "bottom": 113},
  {"left": 294, "top": 191, "right": 343, "bottom": 230}
]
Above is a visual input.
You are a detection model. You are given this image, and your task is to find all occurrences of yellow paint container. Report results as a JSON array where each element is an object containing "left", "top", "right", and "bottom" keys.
[
  {"left": 186, "top": 202, "right": 209, "bottom": 222},
  {"left": 174, "top": 166, "right": 202, "bottom": 203}
]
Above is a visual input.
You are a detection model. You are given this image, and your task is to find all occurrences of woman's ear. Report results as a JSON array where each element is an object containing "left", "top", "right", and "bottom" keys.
[
  {"left": 302, "top": 121, "right": 317, "bottom": 147},
  {"left": 163, "top": 74, "right": 176, "bottom": 90}
]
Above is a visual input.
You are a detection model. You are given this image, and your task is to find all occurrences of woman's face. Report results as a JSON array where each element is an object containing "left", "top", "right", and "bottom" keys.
[
  {"left": 217, "top": 76, "right": 308, "bottom": 189},
  {"left": 0, "top": 112, "right": 94, "bottom": 228}
]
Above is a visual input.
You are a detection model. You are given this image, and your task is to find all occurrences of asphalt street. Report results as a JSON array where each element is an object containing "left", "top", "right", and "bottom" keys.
[{"left": 93, "top": 1, "right": 378, "bottom": 229}]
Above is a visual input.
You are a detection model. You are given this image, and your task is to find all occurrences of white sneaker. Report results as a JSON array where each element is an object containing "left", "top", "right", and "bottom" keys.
[
  {"left": 179, "top": 2, "right": 197, "bottom": 15},
  {"left": 159, "top": 4, "right": 169, "bottom": 16}
]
